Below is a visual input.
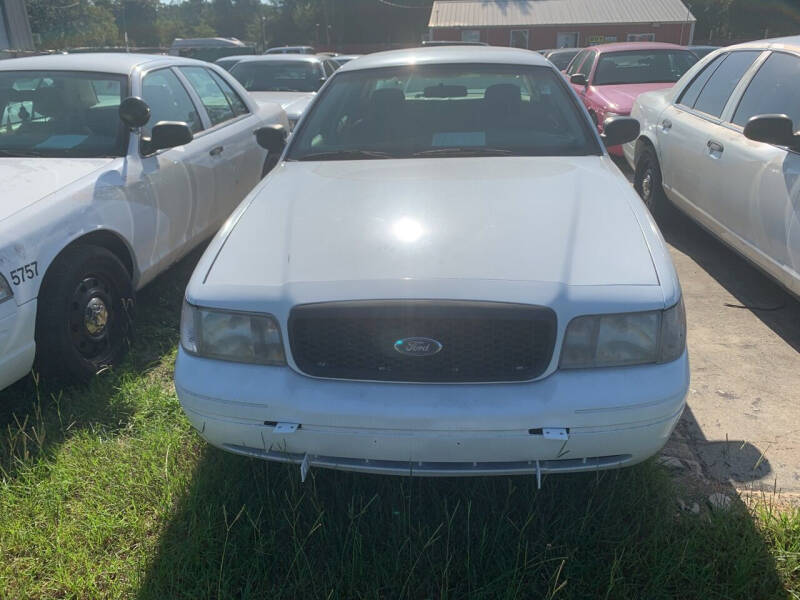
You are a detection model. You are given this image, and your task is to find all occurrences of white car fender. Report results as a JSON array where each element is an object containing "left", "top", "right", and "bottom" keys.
[{"left": 0, "top": 159, "right": 137, "bottom": 307}]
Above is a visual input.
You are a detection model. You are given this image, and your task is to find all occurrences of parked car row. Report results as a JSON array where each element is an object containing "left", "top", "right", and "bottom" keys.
[{"left": 2, "top": 37, "right": 797, "bottom": 483}]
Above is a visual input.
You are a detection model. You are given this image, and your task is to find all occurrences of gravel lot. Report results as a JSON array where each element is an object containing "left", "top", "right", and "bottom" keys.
[{"left": 612, "top": 157, "right": 800, "bottom": 495}]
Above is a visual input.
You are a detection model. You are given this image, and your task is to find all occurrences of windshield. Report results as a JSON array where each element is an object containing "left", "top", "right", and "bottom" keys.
[
  {"left": 231, "top": 61, "right": 322, "bottom": 92},
  {"left": 593, "top": 50, "right": 698, "bottom": 86},
  {"left": 286, "top": 63, "right": 600, "bottom": 161},
  {"left": 0, "top": 71, "right": 128, "bottom": 158}
]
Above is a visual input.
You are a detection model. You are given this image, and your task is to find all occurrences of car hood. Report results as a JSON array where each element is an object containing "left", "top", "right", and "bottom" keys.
[
  {"left": 591, "top": 82, "right": 676, "bottom": 113},
  {"left": 205, "top": 156, "right": 659, "bottom": 289},
  {"left": 0, "top": 157, "right": 113, "bottom": 222},
  {"left": 249, "top": 91, "right": 315, "bottom": 118}
]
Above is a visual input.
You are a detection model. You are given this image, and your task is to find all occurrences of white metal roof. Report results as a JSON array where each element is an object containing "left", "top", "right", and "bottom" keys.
[
  {"left": 338, "top": 45, "right": 551, "bottom": 73},
  {"left": 429, "top": 0, "right": 695, "bottom": 28}
]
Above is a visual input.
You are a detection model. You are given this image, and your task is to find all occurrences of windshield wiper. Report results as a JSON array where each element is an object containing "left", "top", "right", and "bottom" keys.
[
  {"left": 411, "top": 147, "right": 514, "bottom": 158},
  {"left": 0, "top": 149, "right": 46, "bottom": 157},
  {"left": 292, "top": 149, "right": 396, "bottom": 161}
]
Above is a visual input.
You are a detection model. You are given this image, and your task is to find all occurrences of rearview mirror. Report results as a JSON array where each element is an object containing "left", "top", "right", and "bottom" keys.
[
  {"left": 601, "top": 116, "right": 640, "bottom": 147},
  {"left": 255, "top": 124, "right": 287, "bottom": 154},
  {"left": 570, "top": 73, "right": 588, "bottom": 87},
  {"left": 142, "top": 121, "right": 193, "bottom": 155},
  {"left": 744, "top": 114, "right": 797, "bottom": 148},
  {"left": 119, "top": 96, "right": 151, "bottom": 129}
]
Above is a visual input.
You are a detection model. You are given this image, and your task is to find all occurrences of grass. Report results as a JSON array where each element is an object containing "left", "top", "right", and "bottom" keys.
[{"left": 0, "top": 252, "right": 798, "bottom": 599}]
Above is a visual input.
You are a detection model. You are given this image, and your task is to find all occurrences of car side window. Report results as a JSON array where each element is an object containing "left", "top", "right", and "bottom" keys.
[
  {"left": 179, "top": 66, "right": 236, "bottom": 126},
  {"left": 208, "top": 70, "right": 249, "bottom": 117},
  {"left": 579, "top": 51, "right": 597, "bottom": 76},
  {"left": 678, "top": 53, "right": 726, "bottom": 108},
  {"left": 732, "top": 51, "right": 800, "bottom": 128},
  {"left": 691, "top": 51, "right": 761, "bottom": 117},
  {"left": 322, "top": 60, "right": 335, "bottom": 77},
  {"left": 566, "top": 50, "right": 588, "bottom": 75},
  {"left": 141, "top": 69, "right": 203, "bottom": 136}
]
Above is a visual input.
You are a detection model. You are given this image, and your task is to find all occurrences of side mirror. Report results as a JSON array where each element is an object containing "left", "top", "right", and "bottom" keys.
[
  {"left": 601, "top": 116, "right": 640, "bottom": 147},
  {"left": 119, "top": 96, "right": 151, "bottom": 129},
  {"left": 142, "top": 121, "right": 193, "bottom": 155},
  {"left": 255, "top": 124, "right": 287, "bottom": 154},
  {"left": 744, "top": 114, "right": 796, "bottom": 148},
  {"left": 570, "top": 73, "right": 588, "bottom": 87}
]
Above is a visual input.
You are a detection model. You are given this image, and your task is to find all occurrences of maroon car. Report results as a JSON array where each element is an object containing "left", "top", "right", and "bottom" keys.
[{"left": 564, "top": 42, "right": 697, "bottom": 155}]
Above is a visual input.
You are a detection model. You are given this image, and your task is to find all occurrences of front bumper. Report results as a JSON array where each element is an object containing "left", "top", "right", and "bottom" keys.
[
  {"left": 0, "top": 299, "right": 37, "bottom": 391},
  {"left": 175, "top": 348, "right": 689, "bottom": 476}
]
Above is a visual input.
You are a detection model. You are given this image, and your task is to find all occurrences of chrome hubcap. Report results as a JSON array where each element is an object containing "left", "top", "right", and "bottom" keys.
[
  {"left": 642, "top": 171, "right": 653, "bottom": 201},
  {"left": 84, "top": 296, "right": 109, "bottom": 336}
]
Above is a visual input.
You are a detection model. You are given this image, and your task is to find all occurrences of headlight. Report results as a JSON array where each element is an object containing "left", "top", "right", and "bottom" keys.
[
  {"left": 180, "top": 301, "right": 286, "bottom": 365},
  {"left": 560, "top": 298, "right": 686, "bottom": 369},
  {"left": 0, "top": 274, "right": 12, "bottom": 305}
]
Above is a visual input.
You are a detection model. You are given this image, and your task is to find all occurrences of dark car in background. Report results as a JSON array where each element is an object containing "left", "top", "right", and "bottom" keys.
[{"left": 543, "top": 48, "right": 580, "bottom": 70}]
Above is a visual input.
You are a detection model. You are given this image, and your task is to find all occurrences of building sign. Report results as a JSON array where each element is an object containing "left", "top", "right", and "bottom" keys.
[{"left": 587, "top": 35, "right": 618, "bottom": 46}]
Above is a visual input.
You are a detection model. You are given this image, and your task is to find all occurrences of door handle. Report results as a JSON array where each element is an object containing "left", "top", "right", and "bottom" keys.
[
  {"left": 707, "top": 140, "right": 724, "bottom": 154},
  {"left": 661, "top": 119, "right": 672, "bottom": 131},
  {"left": 209, "top": 146, "right": 224, "bottom": 156}
]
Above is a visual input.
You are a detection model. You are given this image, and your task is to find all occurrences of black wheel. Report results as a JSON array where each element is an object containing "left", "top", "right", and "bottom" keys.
[
  {"left": 634, "top": 145, "right": 669, "bottom": 219},
  {"left": 36, "top": 245, "right": 135, "bottom": 382}
]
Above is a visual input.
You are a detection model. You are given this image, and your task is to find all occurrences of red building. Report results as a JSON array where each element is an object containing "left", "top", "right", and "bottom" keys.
[{"left": 428, "top": 0, "right": 696, "bottom": 50}]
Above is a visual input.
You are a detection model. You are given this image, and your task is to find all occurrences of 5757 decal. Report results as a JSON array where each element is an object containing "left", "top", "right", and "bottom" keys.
[{"left": 9, "top": 261, "right": 39, "bottom": 285}]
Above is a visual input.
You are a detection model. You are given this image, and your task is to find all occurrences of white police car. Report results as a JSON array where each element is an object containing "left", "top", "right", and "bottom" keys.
[
  {"left": 0, "top": 53, "right": 287, "bottom": 390},
  {"left": 175, "top": 46, "right": 689, "bottom": 479}
]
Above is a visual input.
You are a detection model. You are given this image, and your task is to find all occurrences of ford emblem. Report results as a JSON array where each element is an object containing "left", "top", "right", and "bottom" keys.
[{"left": 394, "top": 337, "right": 443, "bottom": 357}]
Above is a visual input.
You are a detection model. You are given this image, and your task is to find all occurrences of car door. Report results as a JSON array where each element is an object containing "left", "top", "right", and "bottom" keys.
[
  {"left": 133, "top": 66, "right": 216, "bottom": 271},
  {"left": 178, "top": 66, "right": 264, "bottom": 225},
  {"left": 711, "top": 50, "right": 800, "bottom": 275},
  {"left": 657, "top": 50, "right": 762, "bottom": 218}
]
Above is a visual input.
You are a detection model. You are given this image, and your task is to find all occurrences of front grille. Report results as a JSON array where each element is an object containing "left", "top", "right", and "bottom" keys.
[{"left": 289, "top": 301, "right": 556, "bottom": 383}]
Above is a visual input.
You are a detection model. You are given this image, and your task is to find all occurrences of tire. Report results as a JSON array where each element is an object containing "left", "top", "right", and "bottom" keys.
[
  {"left": 35, "top": 245, "right": 135, "bottom": 383},
  {"left": 634, "top": 145, "right": 669, "bottom": 219}
]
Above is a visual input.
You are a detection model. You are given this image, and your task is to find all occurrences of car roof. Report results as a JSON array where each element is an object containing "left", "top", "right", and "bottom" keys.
[
  {"left": 0, "top": 52, "right": 204, "bottom": 74},
  {"left": 726, "top": 34, "right": 800, "bottom": 53},
  {"left": 235, "top": 54, "right": 323, "bottom": 65},
  {"left": 337, "top": 45, "right": 551, "bottom": 73},
  {"left": 591, "top": 42, "right": 690, "bottom": 54},
  {"left": 267, "top": 46, "right": 314, "bottom": 51}
]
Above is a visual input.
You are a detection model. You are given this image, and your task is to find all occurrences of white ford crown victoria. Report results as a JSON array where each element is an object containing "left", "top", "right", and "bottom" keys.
[
  {"left": 0, "top": 53, "right": 287, "bottom": 391},
  {"left": 626, "top": 36, "right": 800, "bottom": 296},
  {"left": 175, "top": 47, "right": 689, "bottom": 479}
]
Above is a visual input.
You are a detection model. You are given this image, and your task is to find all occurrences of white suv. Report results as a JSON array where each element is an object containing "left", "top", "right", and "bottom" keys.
[
  {"left": 175, "top": 46, "right": 688, "bottom": 479},
  {"left": 0, "top": 53, "right": 287, "bottom": 390},
  {"left": 626, "top": 36, "right": 800, "bottom": 297}
]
